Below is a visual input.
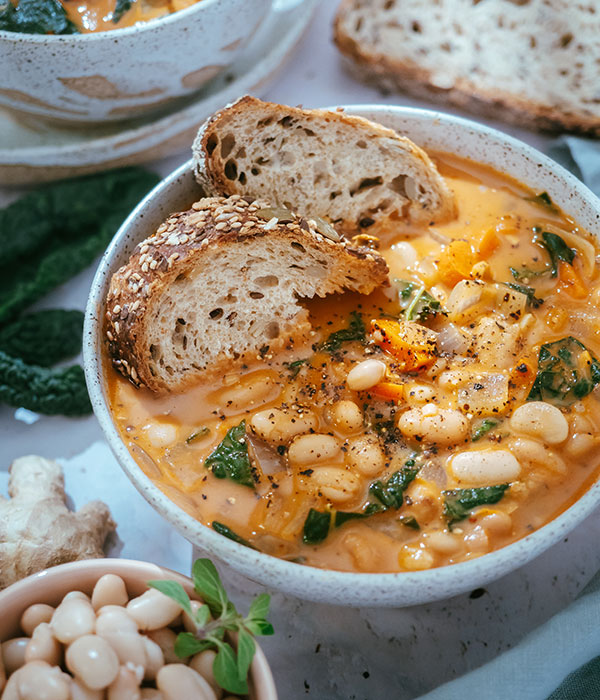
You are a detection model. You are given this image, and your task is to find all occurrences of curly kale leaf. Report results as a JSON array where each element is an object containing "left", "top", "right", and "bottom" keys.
[
  {"left": 319, "top": 311, "right": 366, "bottom": 352},
  {"left": 369, "top": 461, "right": 419, "bottom": 510},
  {"left": 0, "top": 0, "right": 77, "bottom": 34},
  {"left": 205, "top": 421, "right": 255, "bottom": 488},
  {"left": 396, "top": 279, "right": 441, "bottom": 321},
  {"left": 443, "top": 485, "right": 509, "bottom": 529}
]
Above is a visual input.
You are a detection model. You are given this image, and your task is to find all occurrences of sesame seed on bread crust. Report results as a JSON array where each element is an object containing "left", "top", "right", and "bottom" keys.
[{"left": 106, "top": 195, "right": 389, "bottom": 393}]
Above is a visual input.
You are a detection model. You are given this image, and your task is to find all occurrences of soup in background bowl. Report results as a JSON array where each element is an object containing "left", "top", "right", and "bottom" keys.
[{"left": 85, "top": 106, "right": 600, "bottom": 607}]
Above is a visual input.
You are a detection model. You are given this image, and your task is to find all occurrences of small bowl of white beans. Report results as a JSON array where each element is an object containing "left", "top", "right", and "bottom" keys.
[{"left": 0, "top": 558, "right": 277, "bottom": 699}]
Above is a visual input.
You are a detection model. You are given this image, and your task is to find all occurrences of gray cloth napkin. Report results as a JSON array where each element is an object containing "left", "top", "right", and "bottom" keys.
[{"left": 415, "top": 135, "right": 600, "bottom": 700}]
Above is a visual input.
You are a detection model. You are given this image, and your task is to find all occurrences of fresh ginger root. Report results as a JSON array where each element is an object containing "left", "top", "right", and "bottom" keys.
[{"left": 0, "top": 455, "right": 116, "bottom": 589}]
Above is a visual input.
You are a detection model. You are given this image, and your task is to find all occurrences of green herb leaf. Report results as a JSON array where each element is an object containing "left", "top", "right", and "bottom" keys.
[
  {"left": 247, "top": 593, "right": 271, "bottom": 622},
  {"left": 399, "top": 515, "right": 420, "bottom": 530},
  {"left": 333, "top": 510, "right": 370, "bottom": 527},
  {"left": 192, "top": 559, "right": 230, "bottom": 619},
  {"left": 112, "top": 0, "right": 132, "bottom": 23},
  {"left": 443, "top": 485, "right": 509, "bottom": 528},
  {"left": 174, "top": 633, "right": 214, "bottom": 659},
  {"left": 319, "top": 311, "right": 366, "bottom": 352},
  {"left": 540, "top": 231, "right": 575, "bottom": 277},
  {"left": 396, "top": 279, "right": 441, "bottom": 321},
  {"left": 147, "top": 580, "right": 193, "bottom": 617},
  {"left": 0, "top": 0, "right": 77, "bottom": 34},
  {"left": 186, "top": 427, "right": 210, "bottom": 444},
  {"left": 205, "top": 421, "right": 255, "bottom": 488},
  {"left": 509, "top": 265, "right": 550, "bottom": 281},
  {"left": 236, "top": 628, "right": 256, "bottom": 682},
  {"left": 525, "top": 191, "right": 558, "bottom": 213},
  {"left": 245, "top": 619, "right": 275, "bottom": 636},
  {"left": 528, "top": 336, "right": 600, "bottom": 406},
  {"left": 195, "top": 603, "right": 211, "bottom": 627},
  {"left": 502, "top": 282, "right": 544, "bottom": 309},
  {"left": 213, "top": 641, "right": 248, "bottom": 695},
  {"left": 283, "top": 358, "right": 309, "bottom": 378},
  {"left": 212, "top": 521, "right": 256, "bottom": 550},
  {"left": 302, "top": 508, "right": 331, "bottom": 544},
  {"left": 369, "top": 462, "right": 419, "bottom": 509},
  {"left": 471, "top": 419, "right": 499, "bottom": 441}
]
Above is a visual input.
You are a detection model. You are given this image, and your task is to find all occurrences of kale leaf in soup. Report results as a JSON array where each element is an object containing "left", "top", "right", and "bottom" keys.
[{"left": 0, "top": 0, "right": 77, "bottom": 34}]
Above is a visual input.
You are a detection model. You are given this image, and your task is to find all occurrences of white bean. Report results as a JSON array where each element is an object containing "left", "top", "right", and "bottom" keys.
[
  {"left": 288, "top": 434, "right": 341, "bottom": 466},
  {"left": 66, "top": 635, "right": 119, "bottom": 690},
  {"left": 11, "top": 660, "right": 71, "bottom": 700},
  {"left": 214, "top": 375, "right": 277, "bottom": 413},
  {"left": 189, "top": 650, "right": 222, "bottom": 699},
  {"left": 330, "top": 400, "right": 363, "bottom": 433},
  {"left": 510, "top": 401, "right": 568, "bottom": 444},
  {"left": 25, "top": 623, "right": 62, "bottom": 667},
  {"left": 478, "top": 510, "right": 513, "bottom": 536},
  {"left": 156, "top": 664, "right": 217, "bottom": 700},
  {"left": 2, "top": 638, "right": 29, "bottom": 675},
  {"left": 426, "top": 531, "right": 461, "bottom": 554},
  {"left": 20, "top": 604, "right": 54, "bottom": 637},
  {"left": 71, "top": 678, "right": 104, "bottom": 700},
  {"left": 146, "top": 629, "right": 179, "bottom": 665},
  {"left": 142, "top": 637, "right": 164, "bottom": 682},
  {"left": 96, "top": 607, "right": 146, "bottom": 669},
  {"left": 145, "top": 423, "right": 178, "bottom": 448},
  {"left": 249, "top": 407, "right": 317, "bottom": 445},
  {"left": 398, "top": 405, "right": 469, "bottom": 446},
  {"left": 92, "top": 575, "right": 129, "bottom": 611},
  {"left": 450, "top": 449, "right": 521, "bottom": 485},
  {"left": 107, "top": 665, "right": 142, "bottom": 700},
  {"left": 310, "top": 467, "right": 361, "bottom": 503},
  {"left": 51, "top": 594, "right": 96, "bottom": 644},
  {"left": 347, "top": 359, "right": 387, "bottom": 391},
  {"left": 399, "top": 545, "right": 436, "bottom": 571},
  {"left": 141, "top": 691, "right": 164, "bottom": 699},
  {"left": 96, "top": 606, "right": 138, "bottom": 634},
  {"left": 509, "top": 437, "right": 567, "bottom": 473},
  {"left": 345, "top": 436, "right": 386, "bottom": 476},
  {"left": 126, "top": 589, "right": 182, "bottom": 631}
]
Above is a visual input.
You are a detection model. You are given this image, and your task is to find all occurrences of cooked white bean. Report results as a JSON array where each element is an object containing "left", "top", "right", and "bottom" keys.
[
  {"left": 92, "top": 575, "right": 129, "bottom": 611},
  {"left": 145, "top": 423, "right": 178, "bottom": 448},
  {"left": 478, "top": 510, "right": 513, "bottom": 536},
  {"left": 51, "top": 594, "right": 96, "bottom": 644},
  {"left": 509, "top": 437, "right": 567, "bottom": 473},
  {"left": 214, "top": 375, "right": 277, "bottom": 413},
  {"left": 398, "top": 405, "right": 469, "bottom": 446},
  {"left": 189, "top": 650, "right": 222, "bottom": 699},
  {"left": 156, "top": 664, "right": 217, "bottom": 700},
  {"left": 96, "top": 607, "right": 146, "bottom": 669},
  {"left": 141, "top": 690, "right": 164, "bottom": 699},
  {"left": 71, "top": 678, "right": 104, "bottom": 700},
  {"left": 107, "top": 665, "right": 142, "bottom": 700},
  {"left": 510, "top": 401, "right": 568, "bottom": 444},
  {"left": 2, "top": 638, "right": 29, "bottom": 675},
  {"left": 24, "top": 622, "right": 62, "bottom": 667},
  {"left": 462, "top": 525, "right": 489, "bottom": 553},
  {"left": 330, "top": 400, "right": 363, "bottom": 433},
  {"left": 426, "top": 531, "right": 461, "bottom": 554},
  {"left": 20, "top": 604, "right": 54, "bottom": 637},
  {"left": 309, "top": 467, "right": 361, "bottom": 503},
  {"left": 145, "top": 629, "right": 179, "bottom": 665},
  {"left": 345, "top": 436, "right": 385, "bottom": 476},
  {"left": 142, "top": 638, "right": 164, "bottom": 682},
  {"left": 11, "top": 660, "right": 71, "bottom": 700},
  {"left": 66, "top": 635, "right": 119, "bottom": 690},
  {"left": 288, "top": 434, "right": 341, "bottom": 466},
  {"left": 399, "top": 545, "right": 436, "bottom": 571},
  {"left": 96, "top": 606, "right": 138, "bottom": 634},
  {"left": 565, "top": 432, "right": 599, "bottom": 458},
  {"left": 347, "top": 359, "right": 386, "bottom": 391},
  {"left": 450, "top": 449, "right": 521, "bottom": 485},
  {"left": 126, "top": 589, "right": 182, "bottom": 631},
  {"left": 249, "top": 407, "right": 317, "bottom": 445}
]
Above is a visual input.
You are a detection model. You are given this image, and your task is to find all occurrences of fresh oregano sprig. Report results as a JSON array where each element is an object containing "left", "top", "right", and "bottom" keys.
[{"left": 148, "top": 559, "right": 274, "bottom": 695}]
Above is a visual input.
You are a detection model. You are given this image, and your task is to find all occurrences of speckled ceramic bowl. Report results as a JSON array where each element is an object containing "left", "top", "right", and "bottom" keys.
[
  {"left": 0, "top": 0, "right": 271, "bottom": 123},
  {"left": 0, "top": 558, "right": 278, "bottom": 699},
  {"left": 84, "top": 105, "right": 600, "bottom": 607}
]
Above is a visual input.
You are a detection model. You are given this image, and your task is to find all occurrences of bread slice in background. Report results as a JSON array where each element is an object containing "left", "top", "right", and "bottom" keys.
[
  {"left": 106, "top": 195, "right": 389, "bottom": 393},
  {"left": 334, "top": 0, "right": 600, "bottom": 137},
  {"left": 192, "top": 96, "right": 456, "bottom": 237}
]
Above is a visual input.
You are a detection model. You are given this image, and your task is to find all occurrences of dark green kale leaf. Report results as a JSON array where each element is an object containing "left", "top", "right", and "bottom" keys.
[
  {"left": 302, "top": 508, "right": 332, "bottom": 544},
  {"left": 510, "top": 265, "right": 550, "bottom": 281},
  {"left": 112, "top": 0, "right": 132, "bottom": 23},
  {"left": 205, "top": 421, "right": 255, "bottom": 488},
  {"left": 399, "top": 515, "right": 420, "bottom": 530},
  {"left": 212, "top": 521, "right": 256, "bottom": 550},
  {"left": 0, "top": 309, "right": 83, "bottom": 367},
  {"left": 396, "top": 279, "right": 441, "bottom": 321},
  {"left": 471, "top": 418, "right": 499, "bottom": 442},
  {"left": 539, "top": 231, "right": 575, "bottom": 277},
  {"left": 0, "top": 0, "right": 77, "bottom": 34},
  {"left": 443, "top": 485, "right": 509, "bottom": 529},
  {"left": 524, "top": 191, "right": 558, "bottom": 213},
  {"left": 503, "top": 282, "right": 544, "bottom": 309},
  {"left": 528, "top": 336, "right": 600, "bottom": 406},
  {"left": 319, "top": 311, "right": 365, "bottom": 352},
  {"left": 0, "top": 350, "right": 90, "bottom": 415},
  {"left": 369, "top": 461, "right": 419, "bottom": 510}
]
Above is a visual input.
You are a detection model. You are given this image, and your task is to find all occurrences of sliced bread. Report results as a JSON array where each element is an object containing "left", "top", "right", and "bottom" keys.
[
  {"left": 106, "top": 195, "right": 389, "bottom": 393},
  {"left": 334, "top": 0, "right": 600, "bottom": 137},
  {"left": 192, "top": 96, "right": 456, "bottom": 236}
]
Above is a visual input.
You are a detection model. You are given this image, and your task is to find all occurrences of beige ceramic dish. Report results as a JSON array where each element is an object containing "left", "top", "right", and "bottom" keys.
[
  {"left": 0, "top": 0, "right": 271, "bottom": 123},
  {"left": 0, "top": 558, "right": 278, "bottom": 699},
  {"left": 84, "top": 105, "right": 600, "bottom": 607}
]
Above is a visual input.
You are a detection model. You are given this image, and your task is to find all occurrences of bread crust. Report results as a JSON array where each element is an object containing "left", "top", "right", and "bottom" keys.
[
  {"left": 106, "top": 195, "right": 389, "bottom": 393},
  {"left": 333, "top": 0, "right": 600, "bottom": 137}
]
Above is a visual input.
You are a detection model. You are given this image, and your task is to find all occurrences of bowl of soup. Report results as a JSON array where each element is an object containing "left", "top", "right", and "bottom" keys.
[
  {"left": 0, "top": 0, "right": 271, "bottom": 122},
  {"left": 84, "top": 105, "right": 600, "bottom": 606}
]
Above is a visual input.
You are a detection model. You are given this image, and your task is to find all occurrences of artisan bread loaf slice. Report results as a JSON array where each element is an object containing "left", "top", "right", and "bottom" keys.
[
  {"left": 334, "top": 0, "right": 600, "bottom": 137},
  {"left": 192, "top": 96, "right": 456, "bottom": 236},
  {"left": 106, "top": 195, "right": 389, "bottom": 393}
]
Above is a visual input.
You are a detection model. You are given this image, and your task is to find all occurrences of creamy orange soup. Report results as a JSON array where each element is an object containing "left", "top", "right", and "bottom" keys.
[
  {"left": 63, "top": 0, "right": 199, "bottom": 33},
  {"left": 108, "top": 154, "right": 600, "bottom": 574}
]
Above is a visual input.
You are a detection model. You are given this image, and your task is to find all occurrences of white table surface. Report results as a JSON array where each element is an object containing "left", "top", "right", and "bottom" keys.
[{"left": 2, "top": 1, "right": 599, "bottom": 698}]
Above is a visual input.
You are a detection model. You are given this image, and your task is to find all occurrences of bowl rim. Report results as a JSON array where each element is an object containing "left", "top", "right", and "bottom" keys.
[
  {"left": 0, "top": 0, "right": 242, "bottom": 42},
  {"left": 84, "top": 104, "right": 600, "bottom": 607}
]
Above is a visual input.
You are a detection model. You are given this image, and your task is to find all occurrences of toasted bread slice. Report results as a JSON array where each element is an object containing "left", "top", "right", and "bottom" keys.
[
  {"left": 334, "top": 0, "right": 600, "bottom": 137},
  {"left": 192, "top": 96, "right": 456, "bottom": 236},
  {"left": 106, "top": 195, "right": 389, "bottom": 393}
]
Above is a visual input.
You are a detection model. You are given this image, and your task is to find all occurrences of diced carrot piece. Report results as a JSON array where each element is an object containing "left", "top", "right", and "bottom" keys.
[
  {"left": 436, "top": 240, "right": 476, "bottom": 286},
  {"left": 559, "top": 261, "right": 587, "bottom": 299},
  {"left": 370, "top": 382, "right": 404, "bottom": 402},
  {"left": 476, "top": 227, "right": 501, "bottom": 258},
  {"left": 370, "top": 319, "right": 437, "bottom": 372}
]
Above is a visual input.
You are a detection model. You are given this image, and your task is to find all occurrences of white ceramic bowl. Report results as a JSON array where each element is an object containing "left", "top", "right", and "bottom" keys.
[
  {"left": 0, "top": 0, "right": 271, "bottom": 123},
  {"left": 84, "top": 105, "right": 600, "bottom": 607},
  {"left": 0, "top": 558, "right": 278, "bottom": 699}
]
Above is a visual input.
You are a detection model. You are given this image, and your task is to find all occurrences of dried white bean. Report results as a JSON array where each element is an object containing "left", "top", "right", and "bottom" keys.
[
  {"left": 156, "top": 664, "right": 217, "bottom": 700},
  {"left": 51, "top": 595, "right": 96, "bottom": 644},
  {"left": 71, "top": 678, "right": 104, "bottom": 700},
  {"left": 107, "top": 665, "right": 142, "bottom": 700},
  {"left": 330, "top": 400, "right": 363, "bottom": 433},
  {"left": 25, "top": 623, "right": 62, "bottom": 667},
  {"left": 66, "top": 635, "right": 119, "bottom": 690},
  {"left": 288, "top": 434, "right": 341, "bottom": 466},
  {"left": 345, "top": 436, "right": 385, "bottom": 476},
  {"left": 2, "top": 638, "right": 29, "bottom": 675},
  {"left": 450, "top": 449, "right": 521, "bottom": 485},
  {"left": 11, "top": 660, "right": 70, "bottom": 700},
  {"left": 398, "top": 405, "right": 469, "bottom": 446},
  {"left": 146, "top": 629, "right": 179, "bottom": 665},
  {"left": 126, "top": 589, "right": 182, "bottom": 631},
  {"left": 310, "top": 467, "right": 361, "bottom": 503},
  {"left": 189, "top": 650, "right": 222, "bottom": 699},
  {"left": 347, "top": 359, "right": 386, "bottom": 391},
  {"left": 510, "top": 401, "right": 568, "bottom": 444},
  {"left": 250, "top": 407, "right": 317, "bottom": 445},
  {"left": 20, "top": 604, "right": 54, "bottom": 637},
  {"left": 92, "top": 575, "right": 129, "bottom": 610}
]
